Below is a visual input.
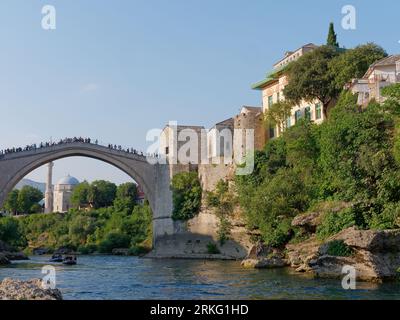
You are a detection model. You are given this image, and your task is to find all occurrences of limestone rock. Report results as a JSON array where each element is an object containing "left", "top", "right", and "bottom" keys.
[
  {"left": 241, "top": 242, "right": 287, "bottom": 269},
  {"left": 292, "top": 201, "right": 351, "bottom": 233},
  {"left": 286, "top": 228, "right": 400, "bottom": 282},
  {"left": 332, "top": 227, "right": 400, "bottom": 252},
  {"left": 291, "top": 212, "right": 322, "bottom": 232},
  {"left": 0, "top": 278, "right": 63, "bottom": 300},
  {"left": 241, "top": 257, "right": 286, "bottom": 269},
  {"left": 286, "top": 237, "right": 321, "bottom": 269}
]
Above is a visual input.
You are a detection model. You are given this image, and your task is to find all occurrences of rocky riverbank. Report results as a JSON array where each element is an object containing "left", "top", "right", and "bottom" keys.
[
  {"left": 0, "top": 278, "right": 62, "bottom": 300},
  {"left": 0, "top": 241, "right": 29, "bottom": 265},
  {"left": 242, "top": 215, "right": 400, "bottom": 282}
]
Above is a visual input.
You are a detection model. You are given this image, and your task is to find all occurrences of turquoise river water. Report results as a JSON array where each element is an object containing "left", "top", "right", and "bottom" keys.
[{"left": 1, "top": 255, "right": 400, "bottom": 300}]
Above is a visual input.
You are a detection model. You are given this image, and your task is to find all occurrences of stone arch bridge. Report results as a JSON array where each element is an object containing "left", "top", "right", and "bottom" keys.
[{"left": 0, "top": 142, "right": 178, "bottom": 247}]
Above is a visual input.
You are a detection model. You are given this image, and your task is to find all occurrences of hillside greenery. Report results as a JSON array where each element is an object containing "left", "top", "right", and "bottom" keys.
[{"left": 236, "top": 84, "right": 400, "bottom": 247}]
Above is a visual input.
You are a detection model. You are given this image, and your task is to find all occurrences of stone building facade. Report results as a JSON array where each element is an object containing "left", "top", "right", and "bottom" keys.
[
  {"left": 252, "top": 43, "right": 324, "bottom": 139},
  {"left": 348, "top": 55, "right": 400, "bottom": 107}
]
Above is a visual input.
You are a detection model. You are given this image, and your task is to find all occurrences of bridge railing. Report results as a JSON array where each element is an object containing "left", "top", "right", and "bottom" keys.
[{"left": 0, "top": 138, "right": 160, "bottom": 161}]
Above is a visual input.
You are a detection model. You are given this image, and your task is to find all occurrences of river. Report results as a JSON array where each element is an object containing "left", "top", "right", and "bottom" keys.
[{"left": 1, "top": 255, "right": 400, "bottom": 299}]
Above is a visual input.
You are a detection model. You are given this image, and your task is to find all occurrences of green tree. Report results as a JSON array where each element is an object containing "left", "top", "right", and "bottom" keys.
[
  {"left": 284, "top": 46, "right": 341, "bottom": 119},
  {"left": 382, "top": 84, "right": 400, "bottom": 163},
  {"left": 326, "top": 22, "right": 339, "bottom": 47},
  {"left": 71, "top": 181, "right": 90, "bottom": 209},
  {"left": 171, "top": 172, "right": 202, "bottom": 220},
  {"left": 0, "top": 217, "right": 26, "bottom": 248},
  {"left": 88, "top": 180, "right": 117, "bottom": 209},
  {"left": 329, "top": 43, "right": 387, "bottom": 91},
  {"left": 68, "top": 214, "right": 97, "bottom": 246},
  {"left": 3, "top": 189, "right": 19, "bottom": 215},
  {"left": 114, "top": 182, "right": 138, "bottom": 213},
  {"left": 17, "top": 186, "right": 43, "bottom": 214},
  {"left": 264, "top": 100, "right": 293, "bottom": 133},
  {"left": 98, "top": 232, "right": 130, "bottom": 253}
]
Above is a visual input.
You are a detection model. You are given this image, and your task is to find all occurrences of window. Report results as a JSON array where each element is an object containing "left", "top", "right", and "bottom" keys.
[
  {"left": 315, "top": 103, "right": 322, "bottom": 120},
  {"left": 165, "top": 147, "right": 169, "bottom": 155},
  {"left": 269, "top": 126, "right": 275, "bottom": 138},
  {"left": 305, "top": 106, "right": 311, "bottom": 121},
  {"left": 294, "top": 110, "right": 302, "bottom": 123},
  {"left": 268, "top": 95, "right": 273, "bottom": 108},
  {"left": 276, "top": 91, "right": 280, "bottom": 102}
]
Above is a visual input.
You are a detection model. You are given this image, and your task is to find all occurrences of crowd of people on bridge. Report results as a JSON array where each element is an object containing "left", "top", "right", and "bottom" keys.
[{"left": 0, "top": 137, "right": 161, "bottom": 159}]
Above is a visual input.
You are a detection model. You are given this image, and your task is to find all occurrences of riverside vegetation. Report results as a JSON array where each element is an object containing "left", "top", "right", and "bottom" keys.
[{"left": 0, "top": 181, "right": 152, "bottom": 255}]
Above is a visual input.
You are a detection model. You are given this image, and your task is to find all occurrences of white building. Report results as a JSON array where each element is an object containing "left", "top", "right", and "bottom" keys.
[
  {"left": 44, "top": 162, "right": 79, "bottom": 213},
  {"left": 348, "top": 55, "right": 400, "bottom": 107},
  {"left": 53, "top": 175, "right": 79, "bottom": 213}
]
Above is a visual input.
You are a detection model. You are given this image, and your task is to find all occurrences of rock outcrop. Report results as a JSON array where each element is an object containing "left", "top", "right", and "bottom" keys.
[
  {"left": 292, "top": 212, "right": 322, "bottom": 233},
  {"left": 0, "top": 278, "right": 63, "bottom": 300},
  {"left": 286, "top": 237, "right": 320, "bottom": 272},
  {"left": 285, "top": 227, "right": 400, "bottom": 282},
  {"left": 241, "top": 243, "right": 287, "bottom": 269}
]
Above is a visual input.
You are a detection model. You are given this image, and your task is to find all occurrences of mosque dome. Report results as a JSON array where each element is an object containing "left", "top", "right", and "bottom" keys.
[{"left": 57, "top": 175, "right": 79, "bottom": 186}]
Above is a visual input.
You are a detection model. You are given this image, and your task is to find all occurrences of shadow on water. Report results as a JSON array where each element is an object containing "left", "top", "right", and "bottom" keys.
[{"left": 1, "top": 255, "right": 400, "bottom": 300}]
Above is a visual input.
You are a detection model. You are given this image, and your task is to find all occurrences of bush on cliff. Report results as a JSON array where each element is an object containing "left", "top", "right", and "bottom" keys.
[
  {"left": 206, "top": 180, "right": 236, "bottom": 245},
  {"left": 171, "top": 172, "right": 202, "bottom": 221},
  {"left": 316, "top": 208, "right": 357, "bottom": 240},
  {"left": 326, "top": 240, "right": 353, "bottom": 257}
]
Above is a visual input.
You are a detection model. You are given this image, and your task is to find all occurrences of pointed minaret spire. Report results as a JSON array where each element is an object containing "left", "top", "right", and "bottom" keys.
[{"left": 44, "top": 162, "right": 54, "bottom": 213}]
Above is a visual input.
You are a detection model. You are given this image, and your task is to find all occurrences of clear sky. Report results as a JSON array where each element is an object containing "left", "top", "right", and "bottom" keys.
[{"left": 0, "top": 0, "right": 399, "bottom": 185}]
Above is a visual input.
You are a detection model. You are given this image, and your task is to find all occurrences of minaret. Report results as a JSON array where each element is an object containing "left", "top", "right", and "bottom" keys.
[{"left": 44, "top": 162, "right": 54, "bottom": 213}]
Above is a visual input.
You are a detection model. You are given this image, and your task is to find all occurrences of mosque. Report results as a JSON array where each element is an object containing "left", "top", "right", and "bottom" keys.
[{"left": 44, "top": 162, "right": 79, "bottom": 213}]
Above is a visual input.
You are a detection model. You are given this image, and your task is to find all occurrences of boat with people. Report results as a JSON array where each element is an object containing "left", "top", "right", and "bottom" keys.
[
  {"left": 49, "top": 254, "right": 63, "bottom": 263},
  {"left": 62, "top": 255, "right": 77, "bottom": 265}
]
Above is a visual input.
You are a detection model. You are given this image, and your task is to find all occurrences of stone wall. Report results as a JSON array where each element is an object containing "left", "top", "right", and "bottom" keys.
[{"left": 198, "top": 163, "right": 234, "bottom": 192}]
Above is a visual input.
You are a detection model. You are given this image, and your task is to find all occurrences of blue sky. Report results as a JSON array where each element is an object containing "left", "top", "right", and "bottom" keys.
[{"left": 0, "top": 0, "right": 399, "bottom": 184}]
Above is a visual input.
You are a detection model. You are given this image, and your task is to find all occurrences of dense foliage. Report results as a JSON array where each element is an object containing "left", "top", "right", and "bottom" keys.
[
  {"left": 171, "top": 172, "right": 202, "bottom": 220},
  {"left": 325, "top": 240, "right": 353, "bottom": 257},
  {"left": 71, "top": 180, "right": 138, "bottom": 212},
  {"left": 206, "top": 180, "right": 236, "bottom": 245},
  {"left": 0, "top": 182, "right": 151, "bottom": 255},
  {"left": 236, "top": 84, "right": 400, "bottom": 247},
  {"left": 3, "top": 186, "right": 43, "bottom": 215}
]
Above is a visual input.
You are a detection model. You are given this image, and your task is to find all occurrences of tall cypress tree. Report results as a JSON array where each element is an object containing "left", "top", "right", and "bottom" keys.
[{"left": 326, "top": 22, "right": 339, "bottom": 47}]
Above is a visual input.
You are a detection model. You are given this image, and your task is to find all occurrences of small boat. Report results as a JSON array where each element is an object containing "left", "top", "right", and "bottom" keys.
[
  {"left": 49, "top": 254, "right": 63, "bottom": 263},
  {"left": 62, "top": 255, "right": 77, "bottom": 265}
]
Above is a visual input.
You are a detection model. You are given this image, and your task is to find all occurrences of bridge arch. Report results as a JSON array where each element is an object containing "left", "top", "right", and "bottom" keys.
[{"left": 0, "top": 142, "right": 175, "bottom": 244}]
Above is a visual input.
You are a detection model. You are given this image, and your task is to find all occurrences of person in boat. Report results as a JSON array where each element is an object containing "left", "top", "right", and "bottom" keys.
[{"left": 50, "top": 254, "right": 63, "bottom": 262}]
